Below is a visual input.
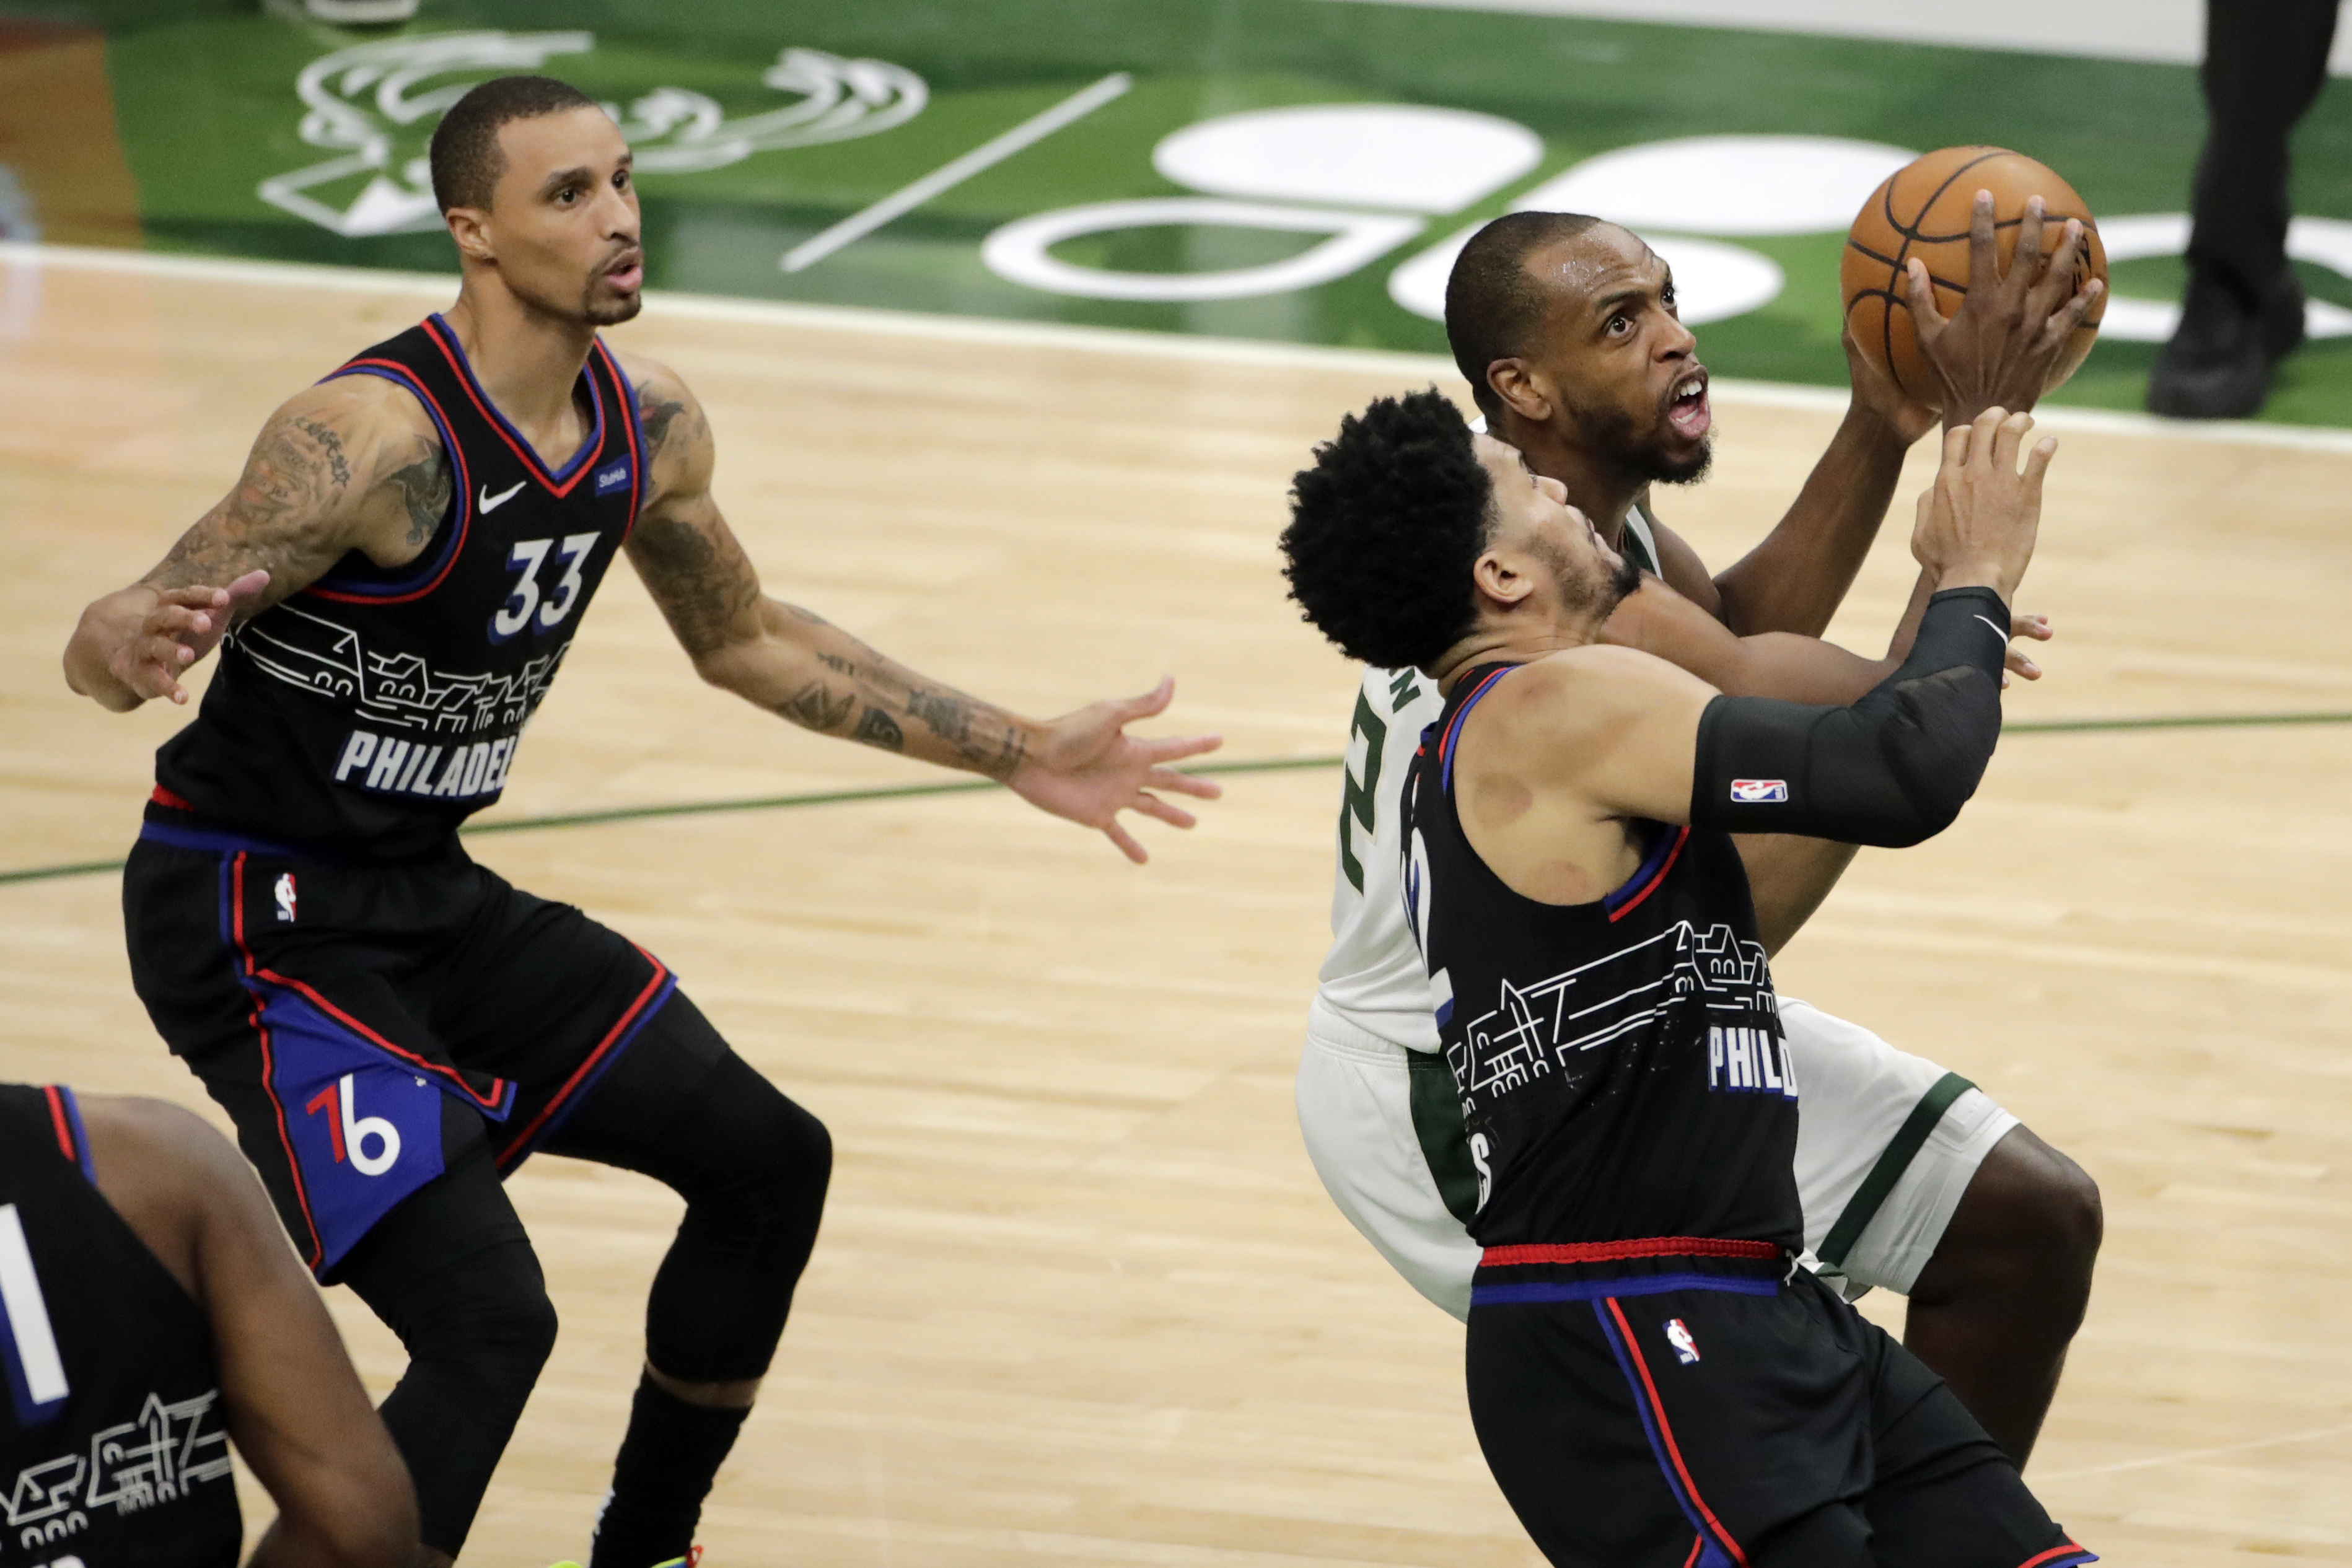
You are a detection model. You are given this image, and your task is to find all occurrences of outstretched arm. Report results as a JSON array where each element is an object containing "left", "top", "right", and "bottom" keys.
[
  {"left": 79, "top": 1097, "right": 417, "bottom": 1568},
  {"left": 63, "top": 377, "right": 447, "bottom": 710},
  {"left": 620, "top": 356, "right": 1221, "bottom": 862}
]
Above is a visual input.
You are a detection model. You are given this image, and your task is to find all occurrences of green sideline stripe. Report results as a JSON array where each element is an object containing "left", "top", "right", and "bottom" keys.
[
  {"left": 7, "top": 709, "right": 2352, "bottom": 889},
  {"left": 0, "top": 753, "right": 1341, "bottom": 888}
]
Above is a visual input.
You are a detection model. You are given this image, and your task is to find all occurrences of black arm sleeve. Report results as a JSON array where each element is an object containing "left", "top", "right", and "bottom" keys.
[{"left": 1688, "top": 585, "right": 2011, "bottom": 848}]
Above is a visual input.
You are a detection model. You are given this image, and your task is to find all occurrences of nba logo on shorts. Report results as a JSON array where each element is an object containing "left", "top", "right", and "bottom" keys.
[
  {"left": 274, "top": 872, "right": 298, "bottom": 922},
  {"left": 1664, "top": 1318, "right": 1701, "bottom": 1365},
  {"left": 1729, "top": 779, "right": 1788, "bottom": 804}
]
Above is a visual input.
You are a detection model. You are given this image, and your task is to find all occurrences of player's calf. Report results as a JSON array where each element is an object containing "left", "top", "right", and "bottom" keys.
[{"left": 1905, "top": 1125, "right": 2102, "bottom": 1464}]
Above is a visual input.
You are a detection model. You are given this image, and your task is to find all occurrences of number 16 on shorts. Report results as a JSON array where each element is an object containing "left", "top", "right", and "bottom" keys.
[{"left": 267, "top": 1017, "right": 447, "bottom": 1272}]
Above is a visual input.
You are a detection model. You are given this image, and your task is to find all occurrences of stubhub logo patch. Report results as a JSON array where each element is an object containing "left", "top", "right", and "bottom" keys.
[
  {"left": 594, "top": 461, "right": 631, "bottom": 495},
  {"left": 1729, "top": 779, "right": 1788, "bottom": 804}
]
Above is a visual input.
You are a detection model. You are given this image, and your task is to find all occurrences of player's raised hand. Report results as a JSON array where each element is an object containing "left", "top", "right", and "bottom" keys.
[
  {"left": 108, "top": 571, "right": 272, "bottom": 706},
  {"left": 1901, "top": 191, "right": 2105, "bottom": 427},
  {"left": 1009, "top": 677, "right": 1223, "bottom": 864},
  {"left": 1910, "top": 408, "right": 2057, "bottom": 608}
]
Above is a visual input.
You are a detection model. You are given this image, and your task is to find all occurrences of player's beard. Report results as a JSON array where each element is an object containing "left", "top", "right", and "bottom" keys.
[
  {"left": 1564, "top": 388, "right": 1713, "bottom": 487},
  {"left": 582, "top": 284, "right": 644, "bottom": 326},
  {"left": 1534, "top": 535, "right": 1644, "bottom": 624}
]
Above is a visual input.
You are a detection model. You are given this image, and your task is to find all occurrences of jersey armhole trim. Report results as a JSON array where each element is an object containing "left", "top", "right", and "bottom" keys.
[
  {"left": 309, "top": 360, "right": 474, "bottom": 604},
  {"left": 596, "top": 338, "right": 647, "bottom": 541},
  {"left": 40, "top": 1087, "right": 94, "bottom": 1186},
  {"left": 1437, "top": 665, "right": 1517, "bottom": 793}
]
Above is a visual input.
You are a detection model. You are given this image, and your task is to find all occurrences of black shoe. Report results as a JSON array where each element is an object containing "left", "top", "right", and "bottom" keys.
[{"left": 2147, "top": 268, "right": 2306, "bottom": 419}]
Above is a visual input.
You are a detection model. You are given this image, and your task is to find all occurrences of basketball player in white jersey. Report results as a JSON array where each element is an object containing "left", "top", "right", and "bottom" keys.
[{"left": 1297, "top": 203, "right": 2107, "bottom": 1463}]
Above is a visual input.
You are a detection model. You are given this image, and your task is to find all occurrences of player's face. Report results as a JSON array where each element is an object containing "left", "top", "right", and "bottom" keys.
[
  {"left": 1521, "top": 226, "right": 1712, "bottom": 485},
  {"left": 482, "top": 106, "right": 644, "bottom": 327},
  {"left": 1473, "top": 433, "right": 1642, "bottom": 624}
]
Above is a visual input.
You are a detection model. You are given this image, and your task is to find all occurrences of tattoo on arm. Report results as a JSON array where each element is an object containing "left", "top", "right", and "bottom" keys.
[
  {"left": 851, "top": 706, "right": 906, "bottom": 752},
  {"left": 146, "top": 408, "right": 363, "bottom": 603},
  {"left": 629, "top": 512, "right": 763, "bottom": 657},
  {"left": 381, "top": 438, "right": 450, "bottom": 549},
  {"left": 778, "top": 681, "right": 854, "bottom": 732},
  {"left": 636, "top": 380, "right": 708, "bottom": 460}
]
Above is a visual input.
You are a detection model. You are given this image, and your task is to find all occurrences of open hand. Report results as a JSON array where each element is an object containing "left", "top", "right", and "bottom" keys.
[
  {"left": 109, "top": 570, "right": 271, "bottom": 705},
  {"left": 1908, "top": 408, "right": 2057, "bottom": 608},
  {"left": 1902, "top": 191, "right": 2106, "bottom": 427},
  {"left": 1009, "top": 677, "right": 1223, "bottom": 863}
]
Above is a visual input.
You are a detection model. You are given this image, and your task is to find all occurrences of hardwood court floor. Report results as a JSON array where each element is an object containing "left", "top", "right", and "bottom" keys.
[{"left": 7, "top": 247, "right": 2352, "bottom": 1565}]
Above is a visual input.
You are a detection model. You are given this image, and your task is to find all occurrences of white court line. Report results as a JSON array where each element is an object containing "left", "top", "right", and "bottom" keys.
[
  {"left": 9, "top": 239, "right": 2352, "bottom": 454},
  {"left": 2034, "top": 1421, "right": 2352, "bottom": 1481},
  {"left": 779, "top": 72, "right": 1132, "bottom": 274}
]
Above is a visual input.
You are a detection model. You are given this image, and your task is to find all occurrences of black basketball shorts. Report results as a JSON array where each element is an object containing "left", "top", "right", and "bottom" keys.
[
  {"left": 1465, "top": 1248, "right": 2095, "bottom": 1568},
  {"left": 123, "top": 811, "right": 719, "bottom": 1281}
]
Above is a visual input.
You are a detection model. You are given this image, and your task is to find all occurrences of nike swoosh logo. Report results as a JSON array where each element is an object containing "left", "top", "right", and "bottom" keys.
[
  {"left": 1972, "top": 614, "right": 2011, "bottom": 644},
  {"left": 478, "top": 480, "right": 527, "bottom": 514}
]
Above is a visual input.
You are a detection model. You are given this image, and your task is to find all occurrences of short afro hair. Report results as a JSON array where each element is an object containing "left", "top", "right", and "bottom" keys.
[
  {"left": 429, "top": 75, "right": 603, "bottom": 213},
  {"left": 1446, "top": 211, "right": 1604, "bottom": 416},
  {"left": 1280, "top": 388, "right": 1496, "bottom": 672}
]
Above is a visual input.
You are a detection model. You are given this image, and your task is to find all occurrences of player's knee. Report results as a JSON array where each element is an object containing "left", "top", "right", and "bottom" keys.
[
  {"left": 1934, "top": 1126, "right": 2102, "bottom": 1315},
  {"left": 415, "top": 1247, "right": 560, "bottom": 1413},
  {"left": 687, "top": 1056, "right": 832, "bottom": 1242}
]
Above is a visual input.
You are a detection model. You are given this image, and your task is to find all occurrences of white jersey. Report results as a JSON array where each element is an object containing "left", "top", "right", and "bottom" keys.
[{"left": 1313, "top": 503, "right": 1662, "bottom": 1051}]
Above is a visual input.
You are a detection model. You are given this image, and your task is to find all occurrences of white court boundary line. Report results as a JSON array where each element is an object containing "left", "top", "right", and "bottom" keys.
[
  {"left": 781, "top": 72, "right": 1131, "bottom": 273},
  {"left": 12, "top": 239, "right": 2352, "bottom": 455}
]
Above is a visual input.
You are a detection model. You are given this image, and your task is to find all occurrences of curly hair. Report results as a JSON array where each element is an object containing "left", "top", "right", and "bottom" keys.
[
  {"left": 429, "top": 75, "right": 602, "bottom": 213},
  {"left": 1279, "top": 388, "right": 1495, "bottom": 671}
]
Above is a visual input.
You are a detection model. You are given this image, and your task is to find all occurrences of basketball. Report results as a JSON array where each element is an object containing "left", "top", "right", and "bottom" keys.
[{"left": 1841, "top": 146, "right": 2110, "bottom": 405}]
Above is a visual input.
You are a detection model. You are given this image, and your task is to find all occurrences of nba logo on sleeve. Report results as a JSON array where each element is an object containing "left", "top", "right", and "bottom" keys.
[{"left": 1729, "top": 779, "right": 1788, "bottom": 804}]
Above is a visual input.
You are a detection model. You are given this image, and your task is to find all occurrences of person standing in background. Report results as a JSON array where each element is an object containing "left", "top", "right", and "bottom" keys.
[{"left": 2151, "top": 0, "right": 2344, "bottom": 418}]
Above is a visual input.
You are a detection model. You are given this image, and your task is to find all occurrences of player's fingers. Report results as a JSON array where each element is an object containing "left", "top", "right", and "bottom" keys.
[
  {"left": 2005, "top": 646, "right": 2042, "bottom": 680},
  {"left": 2021, "top": 217, "right": 2081, "bottom": 318},
  {"left": 2048, "top": 275, "right": 2104, "bottom": 344},
  {"left": 1990, "top": 409, "right": 2033, "bottom": 471},
  {"left": 1132, "top": 793, "right": 1197, "bottom": 830},
  {"left": 224, "top": 568, "right": 272, "bottom": 602},
  {"left": 146, "top": 605, "right": 214, "bottom": 640},
  {"left": 1967, "top": 189, "right": 1999, "bottom": 292},
  {"left": 1901, "top": 259, "right": 1947, "bottom": 340},
  {"left": 1147, "top": 766, "right": 1222, "bottom": 799},
  {"left": 1113, "top": 676, "right": 1176, "bottom": 721},
  {"left": 155, "top": 584, "right": 232, "bottom": 610},
  {"left": 1105, "top": 822, "right": 1148, "bottom": 865},
  {"left": 2021, "top": 434, "right": 2059, "bottom": 490},
  {"left": 1138, "top": 732, "right": 1222, "bottom": 764},
  {"left": 2007, "top": 196, "right": 2046, "bottom": 299},
  {"left": 2011, "top": 612, "right": 2053, "bottom": 642}
]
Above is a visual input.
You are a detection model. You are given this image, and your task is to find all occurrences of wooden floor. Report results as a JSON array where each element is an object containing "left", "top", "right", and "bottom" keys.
[{"left": 9, "top": 247, "right": 2352, "bottom": 1566}]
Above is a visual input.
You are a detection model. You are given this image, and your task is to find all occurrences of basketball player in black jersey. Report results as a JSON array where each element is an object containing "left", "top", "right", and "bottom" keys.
[
  {"left": 1429, "top": 210, "right": 2107, "bottom": 1460},
  {"left": 62, "top": 76, "right": 1219, "bottom": 1567},
  {"left": 1279, "top": 395, "right": 2091, "bottom": 1566},
  {"left": 0, "top": 1080, "right": 416, "bottom": 1566}
]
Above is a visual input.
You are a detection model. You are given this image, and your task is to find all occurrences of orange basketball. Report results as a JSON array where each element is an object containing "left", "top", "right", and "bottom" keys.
[{"left": 1841, "top": 146, "right": 2108, "bottom": 406}]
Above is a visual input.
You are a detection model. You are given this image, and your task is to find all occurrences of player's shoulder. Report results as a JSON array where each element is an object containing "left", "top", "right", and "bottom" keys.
[
  {"left": 1477, "top": 645, "right": 1687, "bottom": 745},
  {"left": 73, "top": 1095, "right": 253, "bottom": 1297},
  {"left": 265, "top": 369, "right": 441, "bottom": 458},
  {"left": 608, "top": 347, "right": 709, "bottom": 465}
]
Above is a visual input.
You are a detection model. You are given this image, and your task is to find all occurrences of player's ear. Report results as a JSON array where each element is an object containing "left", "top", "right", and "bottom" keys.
[
  {"left": 1472, "top": 548, "right": 1536, "bottom": 614},
  {"left": 1486, "top": 359, "right": 1551, "bottom": 424},
  {"left": 445, "top": 206, "right": 494, "bottom": 264}
]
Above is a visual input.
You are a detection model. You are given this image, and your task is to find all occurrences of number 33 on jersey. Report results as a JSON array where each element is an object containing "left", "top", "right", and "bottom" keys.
[{"left": 154, "top": 313, "right": 645, "bottom": 857}]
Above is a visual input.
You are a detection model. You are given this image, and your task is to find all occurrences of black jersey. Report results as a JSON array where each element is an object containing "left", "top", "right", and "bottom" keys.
[
  {"left": 1400, "top": 664, "right": 1803, "bottom": 1252},
  {"left": 154, "top": 314, "right": 645, "bottom": 859},
  {"left": 0, "top": 1085, "right": 242, "bottom": 1565}
]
